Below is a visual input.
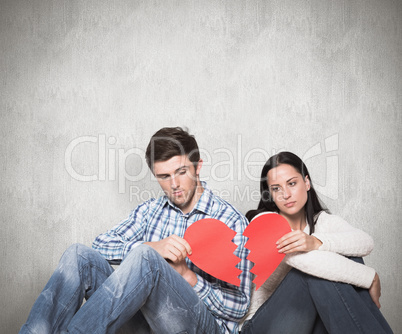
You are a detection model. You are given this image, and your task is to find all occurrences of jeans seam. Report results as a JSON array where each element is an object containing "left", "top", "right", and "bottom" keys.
[
  {"left": 101, "top": 255, "right": 154, "bottom": 333},
  {"left": 158, "top": 271, "right": 211, "bottom": 334},
  {"left": 107, "top": 250, "right": 216, "bottom": 334},
  {"left": 52, "top": 262, "right": 88, "bottom": 333},
  {"left": 333, "top": 282, "right": 364, "bottom": 333},
  {"left": 22, "top": 325, "right": 36, "bottom": 334},
  {"left": 53, "top": 247, "right": 112, "bottom": 333},
  {"left": 52, "top": 282, "right": 82, "bottom": 332}
]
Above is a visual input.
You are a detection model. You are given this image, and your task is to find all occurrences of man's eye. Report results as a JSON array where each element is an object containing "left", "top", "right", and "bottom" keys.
[{"left": 176, "top": 169, "right": 188, "bottom": 176}]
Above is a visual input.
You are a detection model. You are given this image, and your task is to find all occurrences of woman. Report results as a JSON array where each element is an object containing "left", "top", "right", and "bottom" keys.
[{"left": 240, "top": 152, "right": 393, "bottom": 334}]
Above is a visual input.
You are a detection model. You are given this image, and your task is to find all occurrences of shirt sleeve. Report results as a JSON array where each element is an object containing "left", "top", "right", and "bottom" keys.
[
  {"left": 192, "top": 215, "right": 253, "bottom": 322},
  {"left": 92, "top": 200, "right": 152, "bottom": 261},
  {"left": 312, "top": 212, "right": 374, "bottom": 257}
]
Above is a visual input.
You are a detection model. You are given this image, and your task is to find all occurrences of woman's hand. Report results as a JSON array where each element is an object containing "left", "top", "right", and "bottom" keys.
[
  {"left": 276, "top": 230, "right": 322, "bottom": 254},
  {"left": 369, "top": 272, "right": 382, "bottom": 308}
]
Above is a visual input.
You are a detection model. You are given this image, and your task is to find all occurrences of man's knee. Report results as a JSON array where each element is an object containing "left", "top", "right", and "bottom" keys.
[
  {"left": 126, "top": 244, "right": 161, "bottom": 261},
  {"left": 62, "top": 243, "right": 89, "bottom": 258},
  {"left": 123, "top": 244, "right": 166, "bottom": 273},
  {"left": 59, "top": 243, "right": 102, "bottom": 268}
]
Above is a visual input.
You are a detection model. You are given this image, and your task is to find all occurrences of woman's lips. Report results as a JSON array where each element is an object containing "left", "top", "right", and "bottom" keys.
[{"left": 284, "top": 201, "right": 296, "bottom": 208}]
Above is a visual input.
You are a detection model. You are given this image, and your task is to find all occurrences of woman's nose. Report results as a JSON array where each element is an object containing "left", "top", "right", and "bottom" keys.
[{"left": 282, "top": 189, "right": 291, "bottom": 199}]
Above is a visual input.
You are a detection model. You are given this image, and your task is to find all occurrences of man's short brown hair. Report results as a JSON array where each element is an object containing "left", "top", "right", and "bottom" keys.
[{"left": 145, "top": 127, "right": 200, "bottom": 171}]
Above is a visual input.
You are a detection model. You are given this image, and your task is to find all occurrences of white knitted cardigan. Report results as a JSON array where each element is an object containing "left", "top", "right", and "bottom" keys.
[{"left": 239, "top": 211, "right": 375, "bottom": 327}]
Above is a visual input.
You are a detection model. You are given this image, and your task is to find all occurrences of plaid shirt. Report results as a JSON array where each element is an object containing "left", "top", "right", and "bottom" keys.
[{"left": 92, "top": 182, "right": 252, "bottom": 334}]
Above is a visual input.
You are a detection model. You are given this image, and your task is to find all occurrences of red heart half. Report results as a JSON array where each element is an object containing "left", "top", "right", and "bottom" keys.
[
  {"left": 184, "top": 218, "right": 242, "bottom": 286},
  {"left": 243, "top": 212, "right": 290, "bottom": 290}
]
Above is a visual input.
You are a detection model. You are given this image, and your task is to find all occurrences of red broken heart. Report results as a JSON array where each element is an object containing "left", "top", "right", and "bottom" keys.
[{"left": 184, "top": 213, "right": 290, "bottom": 289}]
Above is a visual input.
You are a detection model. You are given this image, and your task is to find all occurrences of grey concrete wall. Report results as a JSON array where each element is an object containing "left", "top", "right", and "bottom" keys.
[{"left": 1, "top": 0, "right": 401, "bottom": 332}]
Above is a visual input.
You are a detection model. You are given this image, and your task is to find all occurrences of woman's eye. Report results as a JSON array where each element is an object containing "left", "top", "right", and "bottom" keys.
[
  {"left": 289, "top": 182, "right": 296, "bottom": 186},
  {"left": 271, "top": 187, "right": 279, "bottom": 192}
]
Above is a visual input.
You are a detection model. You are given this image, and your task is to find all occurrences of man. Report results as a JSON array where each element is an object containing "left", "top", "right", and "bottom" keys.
[{"left": 20, "top": 127, "right": 252, "bottom": 334}]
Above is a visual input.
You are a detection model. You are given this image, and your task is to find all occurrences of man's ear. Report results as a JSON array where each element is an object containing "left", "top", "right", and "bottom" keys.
[{"left": 196, "top": 159, "right": 203, "bottom": 176}]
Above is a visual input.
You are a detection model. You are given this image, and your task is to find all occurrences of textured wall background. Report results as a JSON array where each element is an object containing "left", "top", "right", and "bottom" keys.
[{"left": 1, "top": 0, "right": 401, "bottom": 332}]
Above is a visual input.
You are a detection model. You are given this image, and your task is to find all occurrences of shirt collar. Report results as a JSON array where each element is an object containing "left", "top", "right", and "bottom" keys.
[{"left": 164, "top": 181, "right": 214, "bottom": 216}]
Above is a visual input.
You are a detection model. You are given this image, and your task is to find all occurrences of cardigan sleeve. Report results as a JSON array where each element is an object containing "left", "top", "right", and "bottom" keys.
[
  {"left": 284, "top": 212, "right": 376, "bottom": 288},
  {"left": 312, "top": 212, "right": 374, "bottom": 257},
  {"left": 285, "top": 250, "right": 376, "bottom": 288}
]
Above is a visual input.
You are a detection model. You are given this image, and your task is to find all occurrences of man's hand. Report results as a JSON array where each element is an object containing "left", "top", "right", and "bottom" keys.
[
  {"left": 369, "top": 272, "right": 382, "bottom": 308},
  {"left": 145, "top": 235, "right": 197, "bottom": 286},
  {"left": 276, "top": 230, "right": 322, "bottom": 254},
  {"left": 168, "top": 259, "right": 198, "bottom": 287},
  {"left": 144, "top": 235, "right": 192, "bottom": 263}
]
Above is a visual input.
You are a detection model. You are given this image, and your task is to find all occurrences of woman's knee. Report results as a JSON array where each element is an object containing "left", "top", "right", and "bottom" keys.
[{"left": 348, "top": 257, "right": 364, "bottom": 264}]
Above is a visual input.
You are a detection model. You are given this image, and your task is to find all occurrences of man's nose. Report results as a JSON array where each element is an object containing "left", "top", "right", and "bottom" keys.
[{"left": 170, "top": 175, "right": 178, "bottom": 189}]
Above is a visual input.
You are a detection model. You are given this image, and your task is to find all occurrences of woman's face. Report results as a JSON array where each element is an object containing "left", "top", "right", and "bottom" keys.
[{"left": 267, "top": 163, "right": 310, "bottom": 219}]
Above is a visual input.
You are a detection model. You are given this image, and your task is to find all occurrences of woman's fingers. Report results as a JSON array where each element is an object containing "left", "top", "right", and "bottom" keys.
[{"left": 276, "top": 231, "right": 312, "bottom": 253}]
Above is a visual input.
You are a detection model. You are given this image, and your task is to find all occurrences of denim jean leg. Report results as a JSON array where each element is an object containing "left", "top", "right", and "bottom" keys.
[
  {"left": 241, "top": 269, "right": 319, "bottom": 334},
  {"left": 242, "top": 258, "right": 393, "bottom": 334},
  {"left": 347, "top": 257, "right": 393, "bottom": 333},
  {"left": 353, "top": 286, "right": 394, "bottom": 333},
  {"left": 311, "top": 315, "right": 329, "bottom": 334},
  {"left": 66, "top": 244, "right": 221, "bottom": 334},
  {"left": 19, "top": 244, "right": 114, "bottom": 334},
  {"left": 139, "top": 254, "right": 221, "bottom": 334},
  {"left": 117, "top": 310, "right": 151, "bottom": 334},
  {"left": 306, "top": 274, "right": 393, "bottom": 334}
]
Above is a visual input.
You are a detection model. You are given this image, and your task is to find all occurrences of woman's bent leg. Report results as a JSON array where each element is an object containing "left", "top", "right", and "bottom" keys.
[
  {"left": 241, "top": 269, "right": 319, "bottom": 334},
  {"left": 346, "top": 257, "right": 393, "bottom": 333},
  {"left": 311, "top": 316, "right": 329, "bottom": 334},
  {"left": 242, "top": 258, "right": 393, "bottom": 334},
  {"left": 306, "top": 273, "right": 393, "bottom": 333}
]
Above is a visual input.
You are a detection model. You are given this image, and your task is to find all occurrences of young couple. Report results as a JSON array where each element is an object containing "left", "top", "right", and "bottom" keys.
[{"left": 20, "top": 127, "right": 393, "bottom": 334}]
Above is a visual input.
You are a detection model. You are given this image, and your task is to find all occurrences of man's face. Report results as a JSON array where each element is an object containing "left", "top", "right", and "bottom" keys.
[{"left": 153, "top": 155, "right": 203, "bottom": 214}]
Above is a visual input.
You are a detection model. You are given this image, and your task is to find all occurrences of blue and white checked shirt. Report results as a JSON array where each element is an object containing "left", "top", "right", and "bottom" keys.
[{"left": 92, "top": 182, "right": 252, "bottom": 334}]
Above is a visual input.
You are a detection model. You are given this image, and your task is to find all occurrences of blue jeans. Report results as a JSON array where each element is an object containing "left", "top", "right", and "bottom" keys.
[
  {"left": 241, "top": 258, "right": 393, "bottom": 334},
  {"left": 19, "top": 244, "right": 221, "bottom": 334}
]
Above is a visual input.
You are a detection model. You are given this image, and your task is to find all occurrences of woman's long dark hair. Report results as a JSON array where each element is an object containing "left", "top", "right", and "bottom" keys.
[{"left": 246, "top": 151, "right": 328, "bottom": 234}]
